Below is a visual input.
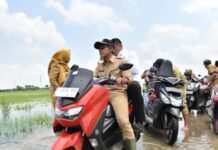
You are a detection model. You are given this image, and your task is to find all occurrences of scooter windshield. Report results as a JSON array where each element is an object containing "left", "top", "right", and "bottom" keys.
[{"left": 58, "top": 66, "right": 94, "bottom": 106}]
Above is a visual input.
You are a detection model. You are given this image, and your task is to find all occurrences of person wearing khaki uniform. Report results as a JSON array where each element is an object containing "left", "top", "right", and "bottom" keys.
[
  {"left": 173, "top": 66, "right": 190, "bottom": 131},
  {"left": 203, "top": 59, "right": 218, "bottom": 90},
  {"left": 94, "top": 39, "right": 136, "bottom": 150},
  {"left": 48, "top": 48, "right": 71, "bottom": 109}
]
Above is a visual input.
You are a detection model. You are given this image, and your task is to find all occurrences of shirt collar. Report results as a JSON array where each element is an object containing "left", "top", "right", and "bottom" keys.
[{"left": 103, "top": 55, "right": 116, "bottom": 64}]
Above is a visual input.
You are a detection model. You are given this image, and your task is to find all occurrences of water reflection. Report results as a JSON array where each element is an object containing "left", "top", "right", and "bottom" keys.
[{"left": 0, "top": 100, "right": 53, "bottom": 137}]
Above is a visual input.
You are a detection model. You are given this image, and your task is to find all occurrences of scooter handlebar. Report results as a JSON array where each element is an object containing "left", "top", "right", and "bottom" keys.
[{"left": 94, "top": 77, "right": 116, "bottom": 85}]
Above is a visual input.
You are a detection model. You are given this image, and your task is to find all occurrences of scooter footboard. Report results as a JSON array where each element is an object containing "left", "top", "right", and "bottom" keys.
[{"left": 52, "top": 130, "right": 83, "bottom": 150}]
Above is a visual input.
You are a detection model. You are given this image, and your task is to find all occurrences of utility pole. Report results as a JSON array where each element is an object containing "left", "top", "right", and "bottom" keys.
[{"left": 40, "top": 75, "right": 42, "bottom": 88}]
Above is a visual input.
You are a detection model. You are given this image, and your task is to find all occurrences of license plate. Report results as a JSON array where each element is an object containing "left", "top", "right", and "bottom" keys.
[
  {"left": 165, "top": 87, "right": 182, "bottom": 93},
  {"left": 54, "top": 87, "right": 79, "bottom": 98}
]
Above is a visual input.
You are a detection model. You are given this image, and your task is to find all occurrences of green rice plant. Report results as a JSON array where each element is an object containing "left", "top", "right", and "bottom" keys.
[
  {"left": 0, "top": 100, "right": 11, "bottom": 119},
  {"left": 0, "top": 113, "right": 53, "bottom": 137},
  {"left": 14, "top": 103, "right": 33, "bottom": 111}
]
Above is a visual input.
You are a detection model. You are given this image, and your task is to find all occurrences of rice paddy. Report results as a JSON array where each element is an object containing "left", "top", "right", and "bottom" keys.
[{"left": 0, "top": 89, "right": 53, "bottom": 137}]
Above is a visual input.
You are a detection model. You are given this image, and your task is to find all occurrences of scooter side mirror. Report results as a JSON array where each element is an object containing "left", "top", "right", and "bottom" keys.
[
  {"left": 109, "top": 63, "right": 133, "bottom": 77},
  {"left": 119, "top": 63, "right": 133, "bottom": 71}
]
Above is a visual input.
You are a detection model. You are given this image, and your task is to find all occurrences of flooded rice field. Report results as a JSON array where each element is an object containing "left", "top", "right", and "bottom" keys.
[
  {"left": 0, "top": 90, "right": 217, "bottom": 150},
  {"left": 0, "top": 100, "right": 53, "bottom": 137},
  {"left": 0, "top": 107, "right": 218, "bottom": 150}
]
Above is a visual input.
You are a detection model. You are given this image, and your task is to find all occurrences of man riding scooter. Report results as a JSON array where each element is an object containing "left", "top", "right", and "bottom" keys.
[
  {"left": 94, "top": 39, "right": 136, "bottom": 149},
  {"left": 111, "top": 38, "right": 145, "bottom": 131}
]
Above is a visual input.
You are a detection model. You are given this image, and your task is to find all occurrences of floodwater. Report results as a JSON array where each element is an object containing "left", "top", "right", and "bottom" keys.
[{"left": 0, "top": 112, "right": 217, "bottom": 150}]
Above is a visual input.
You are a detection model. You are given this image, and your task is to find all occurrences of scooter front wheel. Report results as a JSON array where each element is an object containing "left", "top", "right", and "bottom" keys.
[
  {"left": 212, "top": 107, "right": 218, "bottom": 134},
  {"left": 164, "top": 116, "right": 178, "bottom": 145}
]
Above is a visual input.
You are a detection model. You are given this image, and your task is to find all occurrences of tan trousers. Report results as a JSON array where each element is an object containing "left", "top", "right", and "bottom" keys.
[{"left": 110, "top": 90, "right": 135, "bottom": 140}]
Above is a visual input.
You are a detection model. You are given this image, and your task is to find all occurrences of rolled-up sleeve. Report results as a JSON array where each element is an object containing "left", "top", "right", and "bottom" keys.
[{"left": 94, "top": 64, "right": 99, "bottom": 78}]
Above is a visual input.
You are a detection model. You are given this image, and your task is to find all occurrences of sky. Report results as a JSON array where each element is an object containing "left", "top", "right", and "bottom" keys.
[{"left": 0, "top": 0, "right": 218, "bottom": 89}]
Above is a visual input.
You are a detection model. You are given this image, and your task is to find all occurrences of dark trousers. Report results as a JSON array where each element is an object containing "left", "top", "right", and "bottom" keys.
[{"left": 127, "top": 81, "right": 145, "bottom": 123}]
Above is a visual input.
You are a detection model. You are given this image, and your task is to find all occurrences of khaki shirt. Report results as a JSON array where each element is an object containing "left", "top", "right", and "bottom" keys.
[
  {"left": 48, "top": 61, "right": 69, "bottom": 89},
  {"left": 207, "top": 64, "right": 218, "bottom": 88},
  {"left": 94, "top": 55, "right": 132, "bottom": 91},
  {"left": 173, "top": 66, "right": 186, "bottom": 81}
]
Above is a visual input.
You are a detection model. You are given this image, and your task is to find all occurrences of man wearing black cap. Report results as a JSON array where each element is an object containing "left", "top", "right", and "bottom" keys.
[
  {"left": 111, "top": 38, "right": 145, "bottom": 132},
  {"left": 94, "top": 39, "right": 136, "bottom": 149}
]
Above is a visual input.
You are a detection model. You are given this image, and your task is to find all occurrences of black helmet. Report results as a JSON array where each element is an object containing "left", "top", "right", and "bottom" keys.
[{"left": 203, "top": 59, "right": 211, "bottom": 66}]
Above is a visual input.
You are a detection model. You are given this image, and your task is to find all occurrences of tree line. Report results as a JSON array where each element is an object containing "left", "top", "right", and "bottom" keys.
[{"left": 0, "top": 85, "right": 49, "bottom": 92}]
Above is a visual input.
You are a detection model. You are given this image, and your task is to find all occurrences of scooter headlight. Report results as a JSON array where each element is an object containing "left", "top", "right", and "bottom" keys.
[
  {"left": 64, "top": 106, "right": 83, "bottom": 118},
  {"left": 55, "top": 107, "right": 64, "bottom": 117},
  {"left": 55, "top": 106, "right": 83, "bottom": 119}
]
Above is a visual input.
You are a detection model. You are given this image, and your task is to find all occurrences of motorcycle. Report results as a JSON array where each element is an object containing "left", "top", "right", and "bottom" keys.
[
  {"left": 186, "top": 80, "right": 200, "bottom": 112},
  {"left": 185, "top": 74, "right": 209, "bottom": 113},
  {"left": 144, "top": 60, "right": 185, "bottom": 145},
  {"left": 196, "top": 75, "right": 210, "bottom": 113},
  {"left": 52, "top": 63, "right": 140, "bottom": 150},
  {"left": 206, "top": 86, "right": 218, "bottom": 134}
]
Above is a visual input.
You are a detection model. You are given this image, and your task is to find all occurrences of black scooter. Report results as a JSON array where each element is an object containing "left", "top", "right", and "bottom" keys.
[
  {"left": 186, "top": 80, "right": 200, "bottom": 112},
  {"left": 144, "top": 60, "right": 185, "bottom": 145}
]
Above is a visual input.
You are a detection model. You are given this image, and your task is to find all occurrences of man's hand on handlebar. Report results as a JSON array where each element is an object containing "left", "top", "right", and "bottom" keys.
[{"left": 116, "top": 77, "right": 132, "bottom": 86}]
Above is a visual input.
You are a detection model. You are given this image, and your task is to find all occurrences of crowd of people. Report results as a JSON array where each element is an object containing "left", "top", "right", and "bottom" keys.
[{"left": 47, "top": 38, "right": 218, "bottom": 150}]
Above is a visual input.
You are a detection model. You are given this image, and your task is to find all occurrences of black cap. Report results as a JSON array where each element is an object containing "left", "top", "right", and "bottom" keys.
[
  {"left": 203, "top": 59, "right": 211, "bottom": 66},
  {"left": 215, "top": 60, "right": 218, "bottom": 67},
  {"left": 94, "top": 39, "right": 113, "bottom": 49}
]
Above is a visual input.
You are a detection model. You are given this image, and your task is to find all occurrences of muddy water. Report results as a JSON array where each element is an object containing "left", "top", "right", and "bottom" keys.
[
  {"left": 0, "top": 113, "right": 217, "bottom": 150},
  {"left": 137, "top": 113, "right": 218, "bottom": 150}
]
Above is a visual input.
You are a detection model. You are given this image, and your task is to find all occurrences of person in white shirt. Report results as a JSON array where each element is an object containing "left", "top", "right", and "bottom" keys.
[
  {"left": 111, "top": 38, "right": 145, "bottom": 131},
  {"left": 112, "top": 44, "right": 140, "bottom": 81}
]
